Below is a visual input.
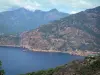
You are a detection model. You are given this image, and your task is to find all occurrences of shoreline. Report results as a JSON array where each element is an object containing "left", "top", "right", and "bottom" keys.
[
  {"left": 29, "top": 49, "right": 100, "bottom": 56},
  {"left": 0, "top": 45, "right": 99, "bottom": 56}
]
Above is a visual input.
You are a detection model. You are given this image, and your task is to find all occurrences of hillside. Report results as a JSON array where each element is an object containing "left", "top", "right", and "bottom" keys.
[
  {"left": 0, "top": 35, "right": 20, "bottom": 47},
  {"left": 22, "top": 55, "right": 100, "bottom": 75},
  {"left": 20, "top": 6, "right": 100, "bottom": 53},
  {"left": 0, "top": 8, "right": 68, "bottom": 34}
]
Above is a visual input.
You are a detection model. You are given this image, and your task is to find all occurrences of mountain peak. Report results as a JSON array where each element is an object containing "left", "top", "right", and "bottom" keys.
[
  {"left": 49, "top": 8, "right": 58, "bottom": 12},
  {"left": 16, "top": 8, "right": 30, "bottom": 12},
  {"left": 0, "top": 7, "right": 68, "bottom": 34},
  {"left": 34, "top": 9, "right": 44, "bottom": 13}
]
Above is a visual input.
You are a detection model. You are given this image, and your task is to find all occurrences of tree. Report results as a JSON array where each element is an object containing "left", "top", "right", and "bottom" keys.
[{"left": 0, "top": 61, "right": 5, "bottom": 75}]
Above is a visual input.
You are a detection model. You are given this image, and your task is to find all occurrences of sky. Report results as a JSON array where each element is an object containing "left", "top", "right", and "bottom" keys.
[{"left": 0, "top": 0, "right": 100, "bottom": 14}]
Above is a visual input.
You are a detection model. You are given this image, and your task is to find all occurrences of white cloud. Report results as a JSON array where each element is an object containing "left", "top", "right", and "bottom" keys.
[
  {"left": 50, "top": 0, "right": 100, "bottom": 9},
  {"left": 49, "top": 0, "right": 57, "bottom": 5},
  {"left": 21, "top": 1, "right": 41, "bottom": 11},
  {"left": 24, "top": 5, "right": 35, "bottom": 11},
  {"left": 15, "top": 0, "right": 41, "bottom": 11},
  {"left": 0, "top": 0, "right": 41, "bottom": 12},
  {"left": 70, "top": 11, "right": 78, "bottom": 14},
  {"left": 34, "top": 1, "right": 41, "bottom": 7},
  {"left": 71, "top": 0, "right": 94, "bottom": 8},
  {"left": 0, "top": 0, "right": 100, "bottom": 12}
]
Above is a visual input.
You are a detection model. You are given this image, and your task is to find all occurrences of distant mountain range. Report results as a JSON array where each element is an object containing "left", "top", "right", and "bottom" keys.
[
  {"left": 0, "top": 6, "right": 100, "bottom": 54},
  {"left": 20, "top": 6, "right": 100, "bottom": 52},
  {"left": 0, "top": 8, "right": 69, "bottom": 35}
]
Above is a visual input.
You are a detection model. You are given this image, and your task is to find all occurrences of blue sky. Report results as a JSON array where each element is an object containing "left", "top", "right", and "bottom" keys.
[{"left": 0, "top": 0, "right": 100, "bottom": 13}]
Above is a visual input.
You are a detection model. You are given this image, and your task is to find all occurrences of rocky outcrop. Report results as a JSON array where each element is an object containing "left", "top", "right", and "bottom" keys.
[{"left": 20, "top": 6, "right": 100, "bottom": 52}]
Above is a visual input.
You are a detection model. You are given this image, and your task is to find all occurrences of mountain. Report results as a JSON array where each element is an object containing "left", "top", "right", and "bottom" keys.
[
  {"left": 0, "top": 8, "right": 69, "bottom": 35},
  {"left": 0, "top": 35, "right": 20, "bottom": 46},
  {"left": 22, "top": 55, "right": 100, "bottom": 75},
  {"left": 20, "top": 6, "right": 100, "bottom": 53}
]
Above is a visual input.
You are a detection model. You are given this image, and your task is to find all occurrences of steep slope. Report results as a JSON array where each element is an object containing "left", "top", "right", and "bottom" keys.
[
  {"left": 0, "top": 8, "right": 68, "bottom": 35},
  {"left": 21, "top": 6, "right": 100, "bottom": 52}
]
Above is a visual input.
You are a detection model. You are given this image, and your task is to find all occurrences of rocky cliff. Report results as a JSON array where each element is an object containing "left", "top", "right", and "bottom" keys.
[{"left": 20, "top": 6, "right": 100, "bottom": 52}]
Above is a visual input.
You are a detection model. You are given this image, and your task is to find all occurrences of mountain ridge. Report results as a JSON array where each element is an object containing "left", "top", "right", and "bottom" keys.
[
  {"left": 0, "top": 8, "right": 69, "bottom": 35},
  {"left": 20, "top": 6, "right": 100, "bottom": 52},
  {"left": 0, "top": 6, "right": 100, "bottom": 56}
]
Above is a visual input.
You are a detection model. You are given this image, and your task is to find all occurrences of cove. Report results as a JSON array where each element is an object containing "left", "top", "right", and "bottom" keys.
[{"left": 0, "top": 47, "right": 84, "bottom": 75}]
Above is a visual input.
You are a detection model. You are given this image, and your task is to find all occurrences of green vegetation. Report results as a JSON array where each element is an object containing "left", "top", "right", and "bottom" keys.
[
  {"left": 0, "top": 61, "right": 5, "bottom": 75},
  {"left": 21, "top": 65, "right": 64, "bottom": 75},
  {"left": 76, "top": 55, "right": 100, "bottom": 75}
]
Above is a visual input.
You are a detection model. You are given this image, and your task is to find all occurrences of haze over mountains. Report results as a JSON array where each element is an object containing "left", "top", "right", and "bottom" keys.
[
  {"left": 0, "top": 6, "right": 100, "bottom": 54},
  {"left": 0, "top": 8, "right": 69, "bottom": 35}
]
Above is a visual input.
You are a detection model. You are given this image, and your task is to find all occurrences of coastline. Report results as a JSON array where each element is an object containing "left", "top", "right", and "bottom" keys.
[
  {"left": 29, "top": 49, "right": 100, "bottom": 56},
  {"left": 0, "top": 45, "right": 99, "bottom": 56}
]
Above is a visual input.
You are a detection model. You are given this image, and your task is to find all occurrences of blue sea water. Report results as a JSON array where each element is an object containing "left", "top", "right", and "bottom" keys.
[{"left": 0, "top": 47, "right": 84, "bottom": 75}]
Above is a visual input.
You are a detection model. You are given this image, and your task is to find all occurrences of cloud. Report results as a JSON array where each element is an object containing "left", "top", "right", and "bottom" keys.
[
  {"left": 70, "top": 11, "right": 78, "bottom": 14},
  {"left": 0, "top": 0, "right": 100, "bottom": 13},
  {"left": 50, "top": 0, "right": 100, "bottom": 9},
  {"left": 0, "top": 0, "right": 41, "bottom": 12},
  {"left": 19, "top": 1, "right": 41, "bottom": 11}
]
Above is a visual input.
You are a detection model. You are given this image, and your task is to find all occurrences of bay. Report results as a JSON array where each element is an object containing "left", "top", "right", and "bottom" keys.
[{"left": 0, "top": 47, "right": 84, "bottom": 75}]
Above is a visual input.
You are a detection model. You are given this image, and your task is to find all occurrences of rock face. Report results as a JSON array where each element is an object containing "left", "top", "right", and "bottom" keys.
[
  {"left": 0, "top": 8, "right": 68, "bottom": 35},
  {"left": 21, "top": 6, "right": 100, "bottom": 52}
]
